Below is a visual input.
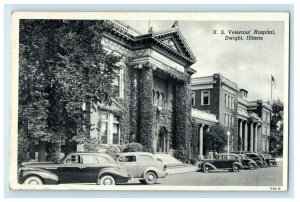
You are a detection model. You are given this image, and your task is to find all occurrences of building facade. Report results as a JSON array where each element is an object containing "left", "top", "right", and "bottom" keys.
[
  {"left": 84, "top": 20, "right": 197, "bottom": 154},
  {"left": 191, "top": 73, "right": 272, "bottom": 154}
]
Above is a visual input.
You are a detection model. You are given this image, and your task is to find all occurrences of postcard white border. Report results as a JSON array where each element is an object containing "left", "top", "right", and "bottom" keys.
[{"left": 9, "top": 11, "right": 290, "bottom": 191}]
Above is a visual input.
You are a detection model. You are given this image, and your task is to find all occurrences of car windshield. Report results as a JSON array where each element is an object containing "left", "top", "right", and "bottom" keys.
[{"left": 59, "top": 156, "right": 67, "bottom": 163}]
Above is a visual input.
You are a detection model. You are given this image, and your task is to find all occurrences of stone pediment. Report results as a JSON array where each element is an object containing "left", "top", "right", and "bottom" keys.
[{"left": 153, "top": 28, "right": 196, "bottom": 63}]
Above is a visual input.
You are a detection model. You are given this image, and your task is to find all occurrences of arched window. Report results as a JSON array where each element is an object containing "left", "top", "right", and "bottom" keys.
[
  {"left": 160, "top": 93, "right": 165, "bottom": 107},
  {"left": 155, "top": 91, "right": 160, "bottom": 106},
  {"left": 153, "top": 90, "right": 155, "bottom": 105}
]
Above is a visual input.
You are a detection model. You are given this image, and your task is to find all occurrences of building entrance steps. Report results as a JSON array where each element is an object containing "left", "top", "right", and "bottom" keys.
[
  {"left": 155, "top": 153, "right": 183, "bottom": 166},
  {"left": 154, "top": 153, "right": 198, "bottom": 174}
]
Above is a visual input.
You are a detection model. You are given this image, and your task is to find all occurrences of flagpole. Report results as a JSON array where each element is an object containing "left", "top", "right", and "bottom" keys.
[{"left": 271, "top": 75, "right": 273, "bottom": 104}]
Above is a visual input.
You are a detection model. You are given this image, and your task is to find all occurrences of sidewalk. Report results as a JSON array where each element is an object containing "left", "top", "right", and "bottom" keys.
[{"left": 166, "top": 164, "right": 198, "bottom": 175}]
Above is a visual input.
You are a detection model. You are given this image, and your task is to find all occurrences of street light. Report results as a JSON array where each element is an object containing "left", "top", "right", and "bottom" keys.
[{"left": 227, "top": 130, "right": 231, "bottom": 153}]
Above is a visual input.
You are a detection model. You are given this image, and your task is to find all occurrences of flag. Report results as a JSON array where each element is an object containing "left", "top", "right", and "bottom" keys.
[{"left": 271, "top": 74, "right": 276, "bottom": 89}]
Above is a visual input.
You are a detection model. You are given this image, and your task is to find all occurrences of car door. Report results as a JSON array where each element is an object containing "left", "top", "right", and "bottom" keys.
[
  {"left": 118, "top": 155, "right": 138, "bottom": 178},
  {"left": 58, "top": 154, "right": 87, "bottom": 183},
  {"left": 80, "top": 154, "right": 103, "bottom": 183},
  {"left": 136, "top": 155, "right": 155, "bottom": 178}
]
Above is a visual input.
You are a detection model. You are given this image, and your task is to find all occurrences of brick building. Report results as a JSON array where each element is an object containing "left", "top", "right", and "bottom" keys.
[{"left": 191, "top": 73, "right": 272, "bottom": 154}]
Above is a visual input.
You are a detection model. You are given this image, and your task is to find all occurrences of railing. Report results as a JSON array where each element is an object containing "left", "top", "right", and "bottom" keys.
[{"left": 191, "top": 108, "right": 218, "bottom": 123}]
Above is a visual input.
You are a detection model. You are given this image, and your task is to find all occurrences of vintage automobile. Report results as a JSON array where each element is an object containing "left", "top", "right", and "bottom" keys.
[
  {"left": 235, "top": 153, "right": 257, "bottom": 170},
  {"left": 230, "top": 152, "right": 257, "bottom": 170},
  {"left": 18, "top": 152, "right": 130, "bottom": 185},
  {"left": 116, "top": 152, "right": 167, "bottom": 185},
  {"left": 259, "top": 153, "right": 277, "bottom": 167},
  {"left": 196, "top": 153, "right": 244, "bottom": 172},
  {"left": 245, "top": 153, "right": 267, "bottom": 168}
]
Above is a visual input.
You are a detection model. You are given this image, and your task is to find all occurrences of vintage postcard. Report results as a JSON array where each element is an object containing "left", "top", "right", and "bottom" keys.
[{"left": 9, "top": 12, "right": 289, "bottom": 191}]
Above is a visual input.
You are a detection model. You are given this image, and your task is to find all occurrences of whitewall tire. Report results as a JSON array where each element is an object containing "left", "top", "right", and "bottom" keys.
[
  {"left": 23, "top": 176, "right": 43, "bottom": 185},
  {"left": 99, "top": 175, "right": 116, "bottom": 185}
]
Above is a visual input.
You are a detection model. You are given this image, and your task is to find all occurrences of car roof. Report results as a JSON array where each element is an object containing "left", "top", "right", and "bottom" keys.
[
  {"left": 218, "top": 153, "right": 238, "bottom": 156},
  {"left": 118, "top": 152, "right": 154, "bottom": 156}
]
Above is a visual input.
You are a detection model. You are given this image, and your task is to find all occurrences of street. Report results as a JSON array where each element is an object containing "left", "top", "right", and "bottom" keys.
[{"left": 123, "top": 161, "right": 283, "bottom": 186}]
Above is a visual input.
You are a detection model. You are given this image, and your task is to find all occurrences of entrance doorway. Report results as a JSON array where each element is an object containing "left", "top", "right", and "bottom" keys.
[{"left": 156, "top": 127, "right": 168, "bottom": 153}]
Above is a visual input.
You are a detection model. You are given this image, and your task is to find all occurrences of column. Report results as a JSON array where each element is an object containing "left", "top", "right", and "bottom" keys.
[
  {"left": 239, "top": 119, "right": 243, "bottom": 151},
  {"left": 244, "top": 122, "right": 248, "bottom": 151},
  {"left": 249, "top": 122, "right": 254, "bottom": 152},
  {"left": 254, "top": 124, "right": 258, "bottom": 152},
  {"left": 199, "top": 124, "right": 204, "bottom": 159},
  {"left": 139, "top": 63, "right": 154, "bottom": 152}
]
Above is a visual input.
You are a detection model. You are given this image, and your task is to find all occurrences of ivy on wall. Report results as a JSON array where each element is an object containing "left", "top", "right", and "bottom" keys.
[
  {"left": 138, "top": 65, "right": 154, "bottom": 153},
  {"left": 190, "top": 119, "right": 200, "bottom": 159},
  {"left": 173, "top": 79, "right": 191, "bottom": 157}
]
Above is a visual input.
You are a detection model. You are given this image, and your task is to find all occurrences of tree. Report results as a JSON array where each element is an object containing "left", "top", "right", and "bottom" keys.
[
  {"left": 270, "top": 99, "right": 284, "bottom": 157},
  {"left": 18, "top": 20, "right": 121, "bottom": 163},
  {"left": 204, "top": 123, "right": 227, "bottom": 153}
]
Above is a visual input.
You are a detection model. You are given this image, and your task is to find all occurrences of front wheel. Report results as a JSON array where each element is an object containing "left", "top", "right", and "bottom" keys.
[
  {"left": 23, "top": 176, "right": 43, "bottom": 185},
  {"left": 144, "top": 171, "right": 157, "bottom": 185},
  {"left": 268, "top": 162, "right": 273, "bottom": 167},
  {"left": 98, "top": 175, "right": 116, "bottom": 185},
  {"left": 232, "top": 164, "right": 240, "bottom": 172},
  {"left": 203, "top": 165, "right": 210, "bottom": 173},
  {"left": 249, "top": 163, "right": 256, "bottom": 170}
]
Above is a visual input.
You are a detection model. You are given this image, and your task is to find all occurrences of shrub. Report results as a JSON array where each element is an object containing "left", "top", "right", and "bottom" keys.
[
  {"left": 173, "top": 147, "right": 189, "bottom": 163},
  {"left": 189, "top": 158, "right": 197, "bottom": 165},
  {"left": 105, "top": 145, "right": 121, "bottom": 160},
  {"left": 123, "top": 142, "right": 143, "bottom": 153}
]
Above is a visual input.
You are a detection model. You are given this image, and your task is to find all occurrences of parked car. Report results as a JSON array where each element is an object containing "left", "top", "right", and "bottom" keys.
[
  {"left": 18, "top": 152, "right": 130, "bottom": 185},
  {"left": 196, "top": 153, "right": 244, "bottom": 172},
  {"left": 259, "top": 153, "right": 277, "bottom": 167},
  {"left": 116, "top": 152, "right": 167, "bottom": 184},
  {"left": 245, "top": 153, "right": 266, "bottom": 168},
  {"left": 232, "top": 153, "right": 258, "bottom": 170}
]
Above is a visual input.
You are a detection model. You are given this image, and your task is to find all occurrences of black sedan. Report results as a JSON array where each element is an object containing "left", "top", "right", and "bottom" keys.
[
  {"left": 245, "top": 153, "right": 267, "bottom": 168},
  {"left": 234, "top": 153, "right": 258, "bottom": 170},
  {"left": 259, "top": 153, "right": 278, "bottom": 167},
  {"left": 196, "top": 153, "right": 244, "bottom": 172},
  {"left": 18, "top": 152, "right": 130, "bottom": 185}
]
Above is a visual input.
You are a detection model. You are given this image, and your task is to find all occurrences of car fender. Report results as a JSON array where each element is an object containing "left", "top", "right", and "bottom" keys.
[
  {"left": 98, "top": 167, "right": 129, "bottom": 180},
  {"left": 19, "top": 167, "right": 59, "bottom": 184},
  {"left": 143, "top": 166, "right": 166, "bottom": 178},
  {"left": 233, "top": 162, "right": 244, "bottom": 169},
  {"left": 203, "top": 162, "right": 218, "bottom": 170},
  {"left": 248, "top": 160, "right": 257, "bottom": 167}
]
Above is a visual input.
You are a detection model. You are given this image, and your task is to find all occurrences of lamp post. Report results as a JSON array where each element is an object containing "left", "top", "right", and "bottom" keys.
[{"left": 227, "top": 130, "right": 231, "bottom": 153}]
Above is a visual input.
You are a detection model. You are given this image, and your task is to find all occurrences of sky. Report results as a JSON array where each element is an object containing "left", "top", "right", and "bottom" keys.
[{"left": 121, "top": 20, "right": 285, "bottom": 102}]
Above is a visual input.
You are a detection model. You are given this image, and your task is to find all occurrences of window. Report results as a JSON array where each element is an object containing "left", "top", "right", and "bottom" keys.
[
  {"left": 225, "top": 94, "right": 227, "bottom": 107},
  {"left": 231, "top": 116, "right": 234, "bottom": 126},
  {"left": 266, "top": 113, "right": 270, "bottom": 123},
  {"left": 99, "top": 112, "right": 120, "bottom": 145},
  {"left": 100, "top": 112, "right": 109, "bottom": 144},
  {"left": 82, "top": 155, "right": 98, "bottom": 164},
  {"left": 232, "top": 96, "right": 235, "bottom": 109},
  {"left": 112, "top": 116, "right": 120, "bottom": 144},
  {"left": 119, "top": 155, "right": 136, "bottom": 162},
  {"left": 224, "top": 113, "right": 227, "bottom": 126},
  {"left": 65, "top": 155, "right": 80, "bottom": 164},
  {"left": 201, "top": 91, "right": 210, "bottom": 105},
  {"left": 191, "top": 92, "right": 195, "bottom": 106}
]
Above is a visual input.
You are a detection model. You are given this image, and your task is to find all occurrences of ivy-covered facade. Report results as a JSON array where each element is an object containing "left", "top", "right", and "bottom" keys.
[{"left": 86, "top": 21, "right": 197, "bottom": 155}]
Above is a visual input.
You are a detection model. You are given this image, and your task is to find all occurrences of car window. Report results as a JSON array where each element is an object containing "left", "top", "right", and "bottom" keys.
[
  {"left": 98, "top": 155, "right": 111, "bottom": 164},
  {"left": 138, "top": 155, "right": 154, "bottom": 162},
  {"left": 82, "top": 155, "right": 98, "bottom": 164},
  {"left": 227, "top": 156, "right": 236, "bottom": 160},
  {"left": 118, "top": 155, "right": 136, "bottom": 162},
  {"left": 65, "top": 155, "right": 80, "bottom": 164}
]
